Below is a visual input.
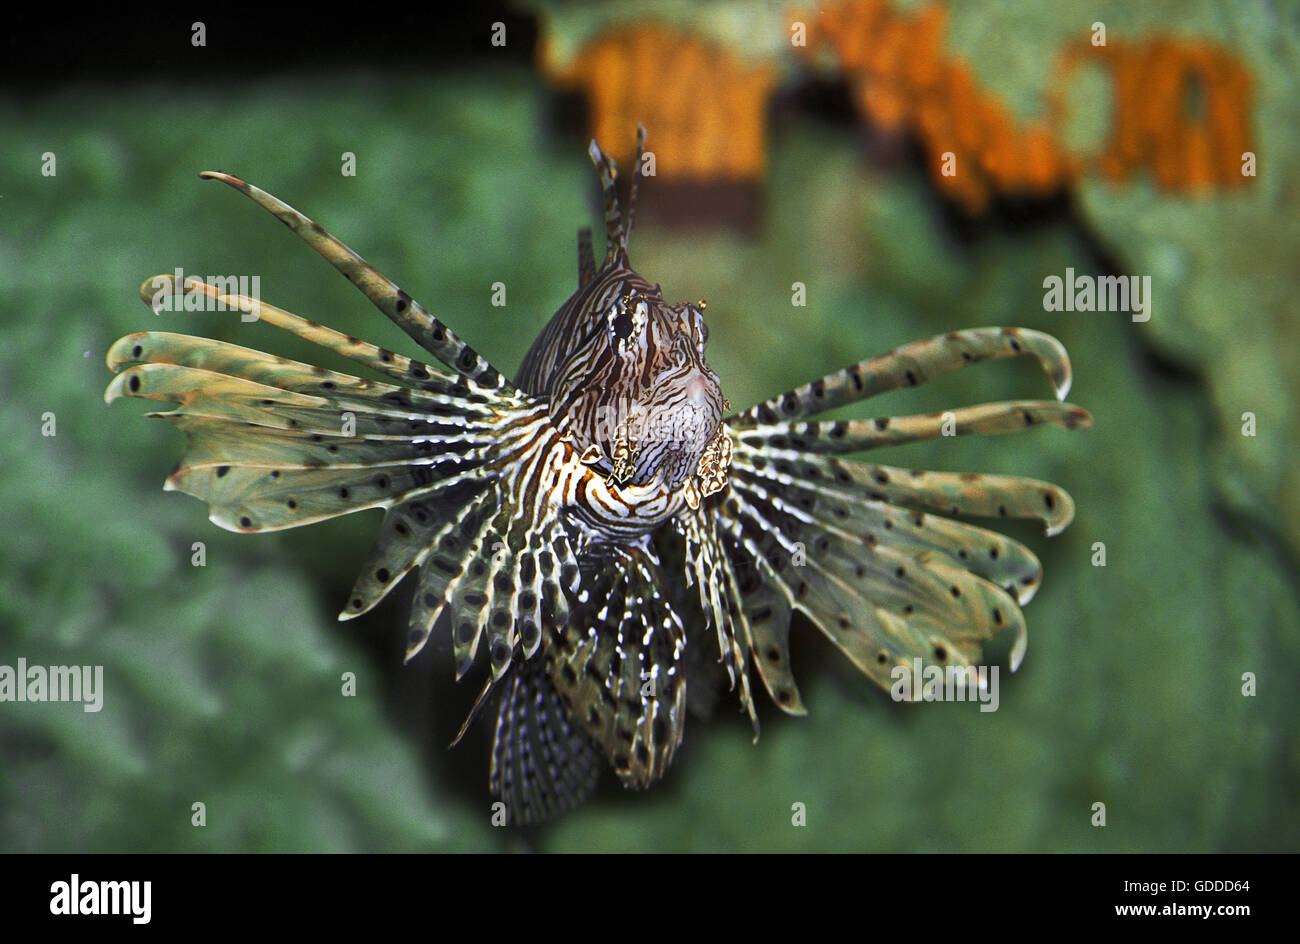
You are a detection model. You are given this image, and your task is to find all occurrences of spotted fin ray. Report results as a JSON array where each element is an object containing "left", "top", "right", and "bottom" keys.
[
  {"left": 545, "top": 543, "right": 687, "bottom": 790},
  {"left": 104, "top": 179, "right": 589, "bottom": 696},
  {"left": 692, "top": 327, "right": 1090, "bottom": 714}
]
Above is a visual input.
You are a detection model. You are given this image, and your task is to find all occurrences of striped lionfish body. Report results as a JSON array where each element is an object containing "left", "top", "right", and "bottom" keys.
[{"left": 106, "top": 127, "right": 1090, "bottom": 825}]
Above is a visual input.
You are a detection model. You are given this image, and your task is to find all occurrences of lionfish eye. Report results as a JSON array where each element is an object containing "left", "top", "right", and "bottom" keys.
[
  {"left": 612, "top": 309, "right": 634, "bottom": 340},
  {"left": 610, "top": 292, "right": 640, "bottom": 342}
]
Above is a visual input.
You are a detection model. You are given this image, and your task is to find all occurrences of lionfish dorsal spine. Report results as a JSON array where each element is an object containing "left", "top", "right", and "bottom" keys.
[{"left": 587, "top": 122, "right": 647, "bottom": 267}]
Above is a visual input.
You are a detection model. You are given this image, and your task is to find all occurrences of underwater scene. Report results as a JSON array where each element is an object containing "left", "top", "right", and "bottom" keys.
[{"left": 2, "top": 0, "right": 1297, "bottom": 853}]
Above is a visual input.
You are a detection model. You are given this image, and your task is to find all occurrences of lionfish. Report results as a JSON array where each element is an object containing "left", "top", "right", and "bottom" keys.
[{"left": 105, "top": 127, "right": 1090, "bottom": 824}]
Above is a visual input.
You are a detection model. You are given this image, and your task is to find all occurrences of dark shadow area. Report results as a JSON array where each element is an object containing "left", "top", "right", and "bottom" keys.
[{"left": 4, "top": 7, "right": 538, "bottom": 95}]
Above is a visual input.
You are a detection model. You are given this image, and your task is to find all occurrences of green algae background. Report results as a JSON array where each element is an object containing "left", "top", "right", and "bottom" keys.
[{"left": 2, "top": 10, "right": 1298, "bottom": 853}]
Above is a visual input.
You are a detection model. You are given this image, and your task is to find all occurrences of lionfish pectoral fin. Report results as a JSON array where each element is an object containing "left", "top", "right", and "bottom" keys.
[
  {"left": 197, "top": 171, "right": 509, "bottom": 393},
  {"left": 547, "top": 543, "right": 687, "bottom": 789},
  {"left": 108, "top": 173, "right": 599, "bottom": 693},
  {"left": 401, "top": 431, "right": 583, "bottom": 684},
  {"left": 744, "top": 399, "right": 1091, "bottom": 463},
  {"left": 679, "top": 511, "right": 764, "bottom": 734},
  {"left": 713, "top": 448, "right": 1030, "bottom": 696},
  {"left": 699, "top": 326, "right": 1088, "bottom": 709},
  {"left": 490, "top": 658, "right": 603, "bottom": 826},
  {"left": 712, "top": 542, "right": 808, "bottom": 718},
  {"left": 106, "top": 316, "right": 495, "bottom": 537},
  {"left": 730, "top": 327, "right": 1079, "bottom": 431},
  {"left": 114, "top": 318, "right": 586, "bottom": 693}
]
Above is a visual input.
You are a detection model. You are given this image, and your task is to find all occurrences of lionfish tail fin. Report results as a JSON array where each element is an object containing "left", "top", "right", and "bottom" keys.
[{"left": 490, "top": 658, "right": 603, "bottom": 826}]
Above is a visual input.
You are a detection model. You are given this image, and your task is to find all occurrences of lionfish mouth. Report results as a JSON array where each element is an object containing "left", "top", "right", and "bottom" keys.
[
  {"left": 629, "top": 395, "right": 728, "bottom": 497},
  {"left": 578, "top": 358, "right": 727, "bottom": 496}
]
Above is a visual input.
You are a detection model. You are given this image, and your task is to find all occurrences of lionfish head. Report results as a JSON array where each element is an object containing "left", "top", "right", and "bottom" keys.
[
  {"left": 547, "top": 126, "right": 732, "bottom": 505},
  {"left": 575, "top": 288, "right": 725, "bottom": 488}
]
